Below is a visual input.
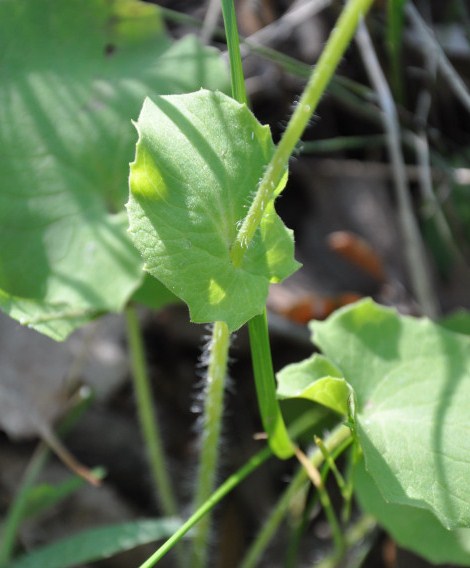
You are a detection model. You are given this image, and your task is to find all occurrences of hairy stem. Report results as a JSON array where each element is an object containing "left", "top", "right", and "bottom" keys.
[
  {"left": 190, "top": 321, "right": 230, "bottom": 568},
  {"left": 230, "top": 0, "right": 375, "bottom": 267}
]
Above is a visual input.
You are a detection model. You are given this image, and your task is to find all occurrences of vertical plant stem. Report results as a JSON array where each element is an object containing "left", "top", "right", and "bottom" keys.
[
  {"left": 230, "top": 0, "right": 375, "bottom": 267},
  {"left": 221, "top": 0, "right": 248, "bottom": 105},
  {"left": 248, "top": 312, "right": 294, "bottom": 458},
  {"left": 191, "top": 320, "right": 230, "bottom": 568},
  {"left": 125, "top": 306, "right": 179, "bottom": 517},
  {"left": 355, "top": 21, "right": 439, "bottom": 318},
  {"left": 221, "top": 0, "right": 293, "bottom": 459}
]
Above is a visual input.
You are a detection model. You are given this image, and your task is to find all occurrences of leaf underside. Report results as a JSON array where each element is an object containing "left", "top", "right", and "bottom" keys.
[{"left": 127, "top": 90, "right": 300, "bottom": 331}]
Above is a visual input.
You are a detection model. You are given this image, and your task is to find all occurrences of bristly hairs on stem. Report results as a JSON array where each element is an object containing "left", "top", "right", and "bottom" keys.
[
  {"left": 230, "top": 0, "right": 375, "bottom": 269},
  {"left": 190, "top": 320, "right": 231, "bottom": 568}
]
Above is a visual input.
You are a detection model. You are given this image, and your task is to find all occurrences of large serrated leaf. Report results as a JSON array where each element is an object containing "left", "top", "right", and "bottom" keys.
[
  {"left": 311, "top": 299, "right": 470, "bottom": 529},
  {"left": 127, "top": 90, "right": 300, "bottom": 331},
  {"left": 0, "top": 0, "right": 228, "bottom": 340},
  {"left": 354, "top": 458, "right": 470, "bottom": 565}
]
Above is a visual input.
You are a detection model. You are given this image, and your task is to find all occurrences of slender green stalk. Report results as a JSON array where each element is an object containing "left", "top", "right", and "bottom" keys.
[
  {"left": 140, "top": 424, "right": 352, "bottom": 568},
  {"left": 190, "top": 321, "right": 230, "bottom": 568},
  {"left": 230, "top": 0, "right": 375, "bottom": 267},
  {"left": 221, "top": 0, "right": 294, "bottom": 460},
  {"left": 317, "top": 478, "right": 345, "bottom": 559},
  {"left": 125, "top": 307, "right": 179, "bottom": 517},
  {"left": 315, "top": 436, "right": 347, "bottom": 496},
  {"left": 0, "top": 444, "right": 50, "bottom": 564},
  {"left": 248, "top": 312, "right": 294, "bottom": 458},
  {"left": 221, "top": 0, "right": 247, "bottom": 105},
  {"left": 141, "top": 446, "right": 272, "bottom": 568}
]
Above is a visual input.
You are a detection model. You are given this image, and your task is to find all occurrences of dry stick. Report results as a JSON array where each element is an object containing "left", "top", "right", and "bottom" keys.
[
  {"left": 201, "top": 0, "right": 222, "bottom": 45},
  {"left": 406, "top": 3, "right": 470, "bottom": 115},
  {"left": 38, "top": 425, "right": 100, "bottom": 486},
  {"left": 355, "top": 21, "right": 440, "bottom": 319},
  {"left": 241, "top": 0, "right": 331, "bottom": 50},
  {"left": 413, "top": 50, "right": 470, "bottom": 272}
]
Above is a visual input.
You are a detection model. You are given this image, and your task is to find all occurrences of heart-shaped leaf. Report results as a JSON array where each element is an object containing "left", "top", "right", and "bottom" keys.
[
  {"left": 127, "top": 90, "right": 300, "bottom": 331},
  {"left": 0, "top": 0, "right": 228, "bottom": 340},
  {"left": 311, "top": 299, "right": 470, "bottom": 529}
]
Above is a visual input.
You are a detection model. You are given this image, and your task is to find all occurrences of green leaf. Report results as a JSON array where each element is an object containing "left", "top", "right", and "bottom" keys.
[
  {"left": 0, "top": 0, "right": 228, "bottom": 340},
  {"left": 127, "top": 91, "right": 300, "bottom": 331},
  {"left": 7, "top": 518, "right": 182, "bottom": 568},
  {"left": 311, "top": 299, "right": 470, "bottom": 529},
  {"left": 276, "top": 354, "right": 352, "bottom": 416},
  {"left": 354, "top": 458, "right": 470, "bottom": 565}
]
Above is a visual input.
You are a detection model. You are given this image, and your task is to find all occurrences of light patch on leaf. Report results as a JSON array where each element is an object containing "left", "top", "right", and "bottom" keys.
[
  {"left": 208, "top": 278, "right": 226, "bottom": 305},
  {"left": 130, "top": 143, "right": 169, "bottom": 201}
]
